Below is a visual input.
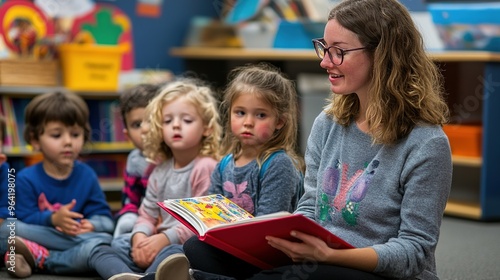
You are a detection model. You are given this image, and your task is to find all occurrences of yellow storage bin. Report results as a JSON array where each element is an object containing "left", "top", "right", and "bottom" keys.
[{"left": 58, "top": 44, "right": 126, "bottom": 92}]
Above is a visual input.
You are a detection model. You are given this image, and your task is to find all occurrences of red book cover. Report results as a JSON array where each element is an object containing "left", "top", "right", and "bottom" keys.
[{"left": 157, "top": 195, "right": 354, "bottom": 270}]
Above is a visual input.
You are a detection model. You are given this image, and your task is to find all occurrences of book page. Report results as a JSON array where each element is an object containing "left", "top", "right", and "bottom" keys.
[
  {"left": 203, "top": 211, "right": 293, "bottom": 232},
  {"left": 165, "top": 194, "right": 254, "bottom": 234}
]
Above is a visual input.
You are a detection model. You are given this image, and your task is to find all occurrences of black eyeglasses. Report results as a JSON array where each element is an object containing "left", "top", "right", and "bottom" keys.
[{"left": 312, "top": 38, "right": 367, "bottom": 66}]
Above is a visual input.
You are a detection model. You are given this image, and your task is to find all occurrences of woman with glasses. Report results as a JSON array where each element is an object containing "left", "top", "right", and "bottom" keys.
[
  {"left": 265, "top": 0, "right": 452, "bottom": 278},
  {"left": 172, "top": 0, "right": 452, "bottom": 279}
]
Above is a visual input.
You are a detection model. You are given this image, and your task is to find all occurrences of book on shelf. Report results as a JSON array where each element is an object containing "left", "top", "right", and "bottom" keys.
[
  {"left": 224, "top": 0, "right": 268, "bottom": 24},
  {"left": 290, "top": 0, "right": 308, "bottom": 18},
  {"left": 1, "top": 96, "right": 30, "bottom": 148},
  {"left": 275, "top": 0, "right": 299, "bottom": 21},
  {"left": 301, "top": 0, "right": 339, "bottom": 22},
  {"left": 80, "top": 153, "right": 127, "bottom": 179},
  {"left": 0, "top": 96, "right": 127, "bottom": 149},
  {"left": 157, "top": 194, "right": 354, "bottom": 270},
  {"left": 86, "top": 99, "right": 126, "bottom": 142}
]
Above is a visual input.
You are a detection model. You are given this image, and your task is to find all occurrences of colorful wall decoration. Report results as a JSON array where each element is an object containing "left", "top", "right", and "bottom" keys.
[
  {"left": 136, "top": 0, "right": 163, "bottom": 18},
  {"left": 0, "top": 0, "right": 220, "bottom": 73},
  {"left": 70, "top": 4, "right": 134, "bottom": 70},
  {"left": 0, "top": 0, "right": 54, "bottom": 57},
  {"left": 0, "top": 0, "right": 134, "bottom": 70}
]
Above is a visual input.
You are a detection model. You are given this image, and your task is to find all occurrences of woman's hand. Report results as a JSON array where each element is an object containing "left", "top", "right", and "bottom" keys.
[
  {"left": 266, "top": 230, "right": 332, "bottom": 263},
  {"left": 267, "top": 230, "right": 379, "bottom": 272}
]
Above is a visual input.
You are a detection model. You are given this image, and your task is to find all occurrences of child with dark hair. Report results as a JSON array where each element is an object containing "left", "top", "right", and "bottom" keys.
[
  {"left": 2, "top": 91, "right": 114, "bottom": 278},
  {"left": 115, "top": 83, "right": 161, "bottom": 237}
]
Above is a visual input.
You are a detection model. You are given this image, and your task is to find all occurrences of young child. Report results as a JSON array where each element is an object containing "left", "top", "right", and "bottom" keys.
[
  {"left": 0, "top": 114, "right": 9, "bottom": 226},
  {"left": 2, "top": 91, "right": 114, "bottom": 278},
  {"left": 114, "top": 83, "right": 160, "bottom": 238},
  {"left": 108, "top": 77, "right": 222, "bottom": 279},
  {"left": 152, "top": 63, "right": 305, "bottom": 279},
  {"left": 209, "top": 62, "right": 304, "bottom": 216},
  {"left": 181, "top": 0, "right": 453, "bottom": 279},
  {"left": 0, "top": 114, "right": 11, "bottom": 247}
]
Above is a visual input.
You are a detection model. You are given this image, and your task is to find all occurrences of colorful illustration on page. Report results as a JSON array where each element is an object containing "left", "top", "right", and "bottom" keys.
[{"left": 177, "top": 195, "right": 253, "bottom": 228}]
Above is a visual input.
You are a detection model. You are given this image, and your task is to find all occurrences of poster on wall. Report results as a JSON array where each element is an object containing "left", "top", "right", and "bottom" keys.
[
  {"left": 70, "top": 4, "right": 135, "bottom": 70},
  {"left": 0, "top": 0, "right": 55, "bottom": 58},
  {"left": 136, "top": 0, "right": 163, "bottom": 18},
  {"left": 34, "top": 0, "right": 94, "bottom": 17},
  {"left": 0, "top": 0, "right": 134, "bottom": 69}
]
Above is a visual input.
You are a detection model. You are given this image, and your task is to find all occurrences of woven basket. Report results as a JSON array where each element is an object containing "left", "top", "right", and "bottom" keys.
[{"left": 0, "top": 59, "right": 59, "bottom": 86}]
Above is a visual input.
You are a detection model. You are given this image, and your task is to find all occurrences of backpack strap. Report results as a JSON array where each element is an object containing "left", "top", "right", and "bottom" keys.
[
  {"left": 220, "top": 150, "right": 303, "bottom": 212},
  {"left": 260, "top": 150, "right": 304, "bottom": 211},
  {"left": 219, "top": 151, "right": 284, "bottom": 178},
  {"left": 258, "top": 150, "right": 285, "bottom": 180},
  {"left": 218, "top": 154, "right": 233, "bottom": 178},
  {"left": 257, "top": 150, "right": 304, "bottom": 211}
]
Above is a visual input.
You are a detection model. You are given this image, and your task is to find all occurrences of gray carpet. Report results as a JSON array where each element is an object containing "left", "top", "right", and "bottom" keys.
[
  {"left": 1, "top": 215, "right": 499, "bottom": 280},
  {"left": 435, "top": 216, "right": 500, "bottom": 280}
]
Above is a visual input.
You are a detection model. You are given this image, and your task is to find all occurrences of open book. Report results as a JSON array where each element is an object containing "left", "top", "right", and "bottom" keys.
[{"left": 158, "top": 194, "right": 354, "bottom": 269}]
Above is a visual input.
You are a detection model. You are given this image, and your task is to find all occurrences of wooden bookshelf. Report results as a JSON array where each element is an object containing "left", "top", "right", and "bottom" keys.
[
  {"left": 0, "top": 86, "right": 129, "bottom": 210},
  {"left": 171, "top": 47, "right": 318, "bottom": 60},
  {"left": 452, "top": 156, "right": 482, "bottom": 167},
  {"left": 445, "top": 200, "right": 482, "bottom": 220},
  {"left": 170, "top": 47, "right": 500, "bottom": 62},
  {"left": 0, "top": 85, "right": 120, "bottom": 98},
  {"left": 99, "top": 178, "right": 125, "bottom": 192}
]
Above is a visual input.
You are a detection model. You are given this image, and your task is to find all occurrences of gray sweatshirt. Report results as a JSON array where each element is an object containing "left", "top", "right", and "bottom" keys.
[
  {"left": 132, "top": 156, "right": 216, "bottom": 244},
  {"left": 296, "top": 112, "right": 452, "bottom": 280},
  {"left": 210, "top": 152, "right": 302, "bottom": 216}
]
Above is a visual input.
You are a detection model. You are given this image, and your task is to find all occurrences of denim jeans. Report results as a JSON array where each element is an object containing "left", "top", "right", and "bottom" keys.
[
  {"left": 1, "top": 219, "right": 112, "bottom": 275},
  {"left": 111, "top": 232, "right": 184, "bottom": 274},
  {"left": 90, "top": 244, "right": 136, "bottom": 279}
]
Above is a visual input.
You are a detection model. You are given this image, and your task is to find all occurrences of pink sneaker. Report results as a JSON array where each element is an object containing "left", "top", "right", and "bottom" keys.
[{"left": 4, "top": 237, "right": 49, "bottom": 278}]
